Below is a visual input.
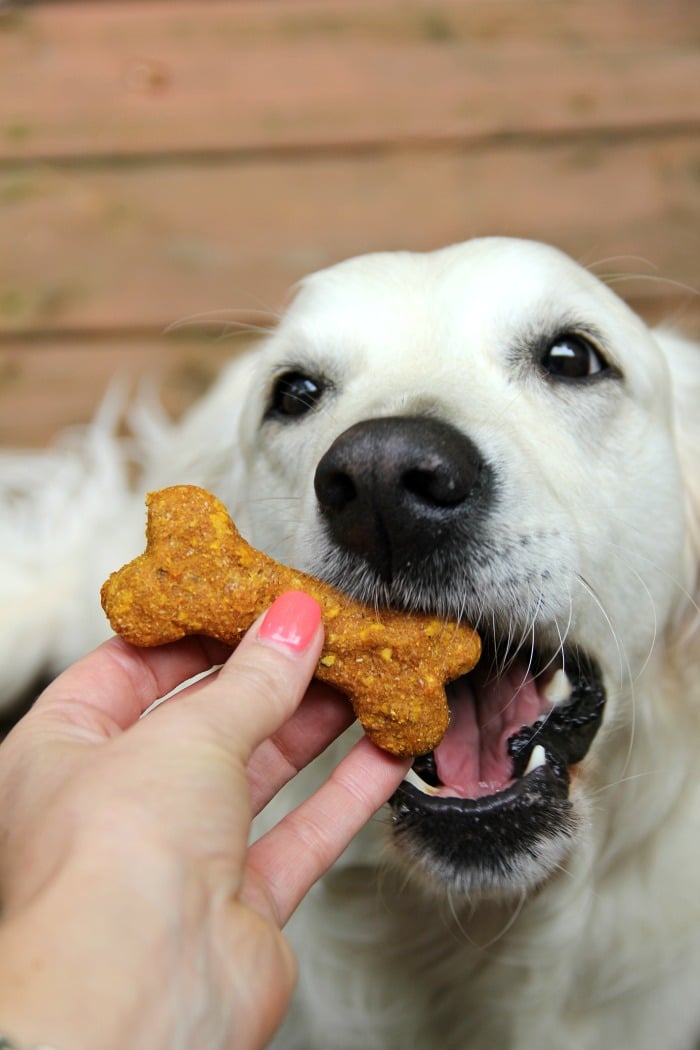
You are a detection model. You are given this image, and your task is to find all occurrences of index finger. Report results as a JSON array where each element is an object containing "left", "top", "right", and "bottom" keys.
[{"left": 245, "top": 735, "right": 411, "bottom": 925}]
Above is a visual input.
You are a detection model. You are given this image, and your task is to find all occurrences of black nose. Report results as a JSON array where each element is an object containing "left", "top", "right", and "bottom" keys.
[{"left": 314, "top": 416, "right": 489, "bottom": 581}]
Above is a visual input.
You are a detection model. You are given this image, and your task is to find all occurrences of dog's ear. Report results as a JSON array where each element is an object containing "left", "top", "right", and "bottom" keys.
[{"left": 656, "top": 329, "right": 700, "bottom": 634}]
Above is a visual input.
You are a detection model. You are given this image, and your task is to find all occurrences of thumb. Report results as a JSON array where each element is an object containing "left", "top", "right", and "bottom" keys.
[{"left": 174, "top": 591, "right": 325, "bottom": 761}]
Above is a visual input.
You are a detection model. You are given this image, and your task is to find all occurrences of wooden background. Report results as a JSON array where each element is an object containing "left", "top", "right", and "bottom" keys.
[{"left": 1, "top": 0, "right": 699, "bottom": 447}]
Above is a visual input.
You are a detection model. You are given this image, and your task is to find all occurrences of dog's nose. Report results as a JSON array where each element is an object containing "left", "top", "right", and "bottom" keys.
[{"left": 314, "top": 416, "right": 489, "bottom": 581}]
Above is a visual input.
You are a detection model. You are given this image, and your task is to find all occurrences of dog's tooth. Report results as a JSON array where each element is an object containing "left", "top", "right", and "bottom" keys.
[
  {"left": 403, "top": 767, "right": 439, "bottom": 796},
  {"left": 543, "top": 668, "right": 572, "bottom": 705},
  {"left": 524, "top": 744, "right": 547, "bottom": 776}
]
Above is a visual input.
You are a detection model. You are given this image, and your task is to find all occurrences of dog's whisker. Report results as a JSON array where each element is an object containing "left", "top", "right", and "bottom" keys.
[
  {"left": 163, "top": 308, "right": 277, "bottom": 340},
  {"left": 574, "top": 571, "right": 642, "bottom": 786},
  {"left": 583, "top": 253, "right": 660, "bottom": 274},
  {"left": 440, "top": 888, "right": 477, "bottom": 947},
  {"left": 589, "top": 768, "right": 663, "bottom": 798},
  {"left": 510, "top": 596, "right": 541, "bottom": 699},
  {"left": 614, "top": 561, "right": 659, "bottom": 683},
  {"left": 554, "top": 594, "right": 574, "bottom": 665},
  {"left": 581, "top": 250, "right": 699, "bottom": 296},
  {"left": 441, "top": 885, "right": 529, "bottom": 955},
  {"left": 573, "top": 523, "right": 697, "bottom": 666},
  {"left": 595, "top": 272, "right": 699, "bottom": 298},
  {"left": 599, "top": 535, "right": 699, "bottom": 640},
  {"left": 574, "top": 573, "right": 630, "bottom": 690},
  {"left": 534, "top": 601, "right": 572, "bottom": 684}
]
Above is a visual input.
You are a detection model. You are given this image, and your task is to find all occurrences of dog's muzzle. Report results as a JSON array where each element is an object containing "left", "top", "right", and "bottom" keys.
[{"left": 313, "top": 415, "right": 607, "bottom": 896}]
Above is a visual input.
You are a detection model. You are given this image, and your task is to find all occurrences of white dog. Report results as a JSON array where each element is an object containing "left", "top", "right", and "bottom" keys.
[{"left": 2, "top": 239, "right": 699, "bottom": 1049}]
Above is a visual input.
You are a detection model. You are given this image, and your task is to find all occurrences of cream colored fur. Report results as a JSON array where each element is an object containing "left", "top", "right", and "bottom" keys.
[{"left": 1, "top": 239, "right": 698, "bottom": 1049}]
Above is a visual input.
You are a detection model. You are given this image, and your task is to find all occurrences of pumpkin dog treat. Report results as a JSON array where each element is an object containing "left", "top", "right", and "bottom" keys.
[{"left": 101, "top": 485, "right": 481, "bottom": 756}]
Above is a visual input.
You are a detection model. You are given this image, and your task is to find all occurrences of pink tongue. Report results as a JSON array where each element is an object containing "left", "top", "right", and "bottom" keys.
[{"left": 434, "top": 667, "right": 547, "bottom": 799}]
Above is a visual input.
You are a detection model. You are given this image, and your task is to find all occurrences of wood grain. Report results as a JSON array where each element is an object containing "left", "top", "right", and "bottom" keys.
[
  {"left": 2, "top": 137, "right": 698, "bottom": 334},
  {"left": 0, "top": 333, "right": 257, "bottom": 446},
  {"left": 1, "top": 0, "right": 698, "bottom": 446},
  {"left": 1, "top": 1, "right": 698, "bottom": 160}
]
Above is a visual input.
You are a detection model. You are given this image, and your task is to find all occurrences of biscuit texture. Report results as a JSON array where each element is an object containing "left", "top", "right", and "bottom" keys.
[{"left": 101, "top": 485, "right": 481, "bottom": 756}]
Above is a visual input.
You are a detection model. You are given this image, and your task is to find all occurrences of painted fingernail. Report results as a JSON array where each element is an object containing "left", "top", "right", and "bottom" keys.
[{"left": 258, "top": 591, "right": 322, "bottom": 653}]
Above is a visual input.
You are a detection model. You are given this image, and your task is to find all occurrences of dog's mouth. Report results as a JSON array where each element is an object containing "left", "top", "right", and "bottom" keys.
[
  {"left": 311, "top": 520, "right": 607, "bottom": 893},
  {"left": 388, "top": 643, "right": 606, "bottom": 894}
]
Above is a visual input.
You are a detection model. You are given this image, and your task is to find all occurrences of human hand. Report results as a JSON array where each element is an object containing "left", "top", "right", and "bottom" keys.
[{"left": 0, "top": 591, "right": 410, "bottom": 1050}]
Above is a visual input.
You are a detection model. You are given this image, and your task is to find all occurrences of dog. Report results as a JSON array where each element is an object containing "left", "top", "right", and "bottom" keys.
[{"left": 1, "top": 238, "right": 699, "bottom": 1049}]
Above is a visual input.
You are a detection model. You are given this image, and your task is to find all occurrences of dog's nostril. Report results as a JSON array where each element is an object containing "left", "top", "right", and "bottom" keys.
[
  {"left": 320, "top": 471, "right": 357, "bottom": 513},
  {"left": 402, "top": 467, "right": 469, "bottom": 508}
]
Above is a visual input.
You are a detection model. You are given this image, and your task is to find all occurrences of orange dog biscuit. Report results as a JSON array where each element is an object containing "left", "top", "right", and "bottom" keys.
[{"left": 100, "top": 485, "right": 481, "bottom": 756}]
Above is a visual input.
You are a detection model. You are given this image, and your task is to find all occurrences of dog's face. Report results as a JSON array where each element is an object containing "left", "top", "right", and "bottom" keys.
[{"left": 232, "top": 238, "right": 689, "bottom": 896}]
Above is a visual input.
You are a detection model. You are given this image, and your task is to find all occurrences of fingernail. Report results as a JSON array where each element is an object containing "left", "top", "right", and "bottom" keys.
[{"left": 258, "top": 591, "right": 322, "bottom": 653}]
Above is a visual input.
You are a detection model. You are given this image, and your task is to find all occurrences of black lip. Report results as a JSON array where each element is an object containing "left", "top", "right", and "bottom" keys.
[
  {"left": 390, "top": 763, "right": 575, "bottom": 885},
  {"left": 388, "top": 649, "right": 605, "bottom": 839},
  {"left": 508, "top": 649, "right": 606, "bottom": 775}
]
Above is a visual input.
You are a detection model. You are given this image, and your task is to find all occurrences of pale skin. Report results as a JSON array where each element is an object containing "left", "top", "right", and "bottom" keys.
[{"left": 0, "top": 592, "right": 410, "bottom": 1050}]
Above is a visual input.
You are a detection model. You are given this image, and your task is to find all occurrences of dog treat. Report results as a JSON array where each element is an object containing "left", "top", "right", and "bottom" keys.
[{"left": 100, "top": 485, "right": 481, "bottom": 756}]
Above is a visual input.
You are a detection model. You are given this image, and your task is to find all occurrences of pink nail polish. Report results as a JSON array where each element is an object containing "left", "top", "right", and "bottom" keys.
[{"left": 258, "top": 591, "right": 322, "bottom": 652}]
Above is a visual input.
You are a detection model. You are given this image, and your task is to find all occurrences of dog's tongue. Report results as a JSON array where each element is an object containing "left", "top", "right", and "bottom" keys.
[{"left": 434, "top": 666, "right": 546, "bottom": 799}]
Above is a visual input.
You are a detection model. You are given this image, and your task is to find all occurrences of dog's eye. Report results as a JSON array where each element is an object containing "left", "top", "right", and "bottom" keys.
[
  {"left": 541, "top": 334, "right": 609, "bottom": 381},
  {"left": 270, "top": 371, "right": 325, "bottom": 417}
]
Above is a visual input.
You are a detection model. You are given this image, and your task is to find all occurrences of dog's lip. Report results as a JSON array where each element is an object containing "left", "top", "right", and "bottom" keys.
[
  {"left": 393, "top": 760, "right": 570, "bottom": 820},
  {"left": 391, "top": 647, "right": 605, "bottom": 816}
]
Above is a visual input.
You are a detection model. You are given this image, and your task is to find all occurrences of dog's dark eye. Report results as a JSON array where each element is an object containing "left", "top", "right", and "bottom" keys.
[
  {"left": 270, "top": 371, "right": 325, "bottom": 417},
  {"left": 541, "top": 334, "right": 609, "bottom": 381}
]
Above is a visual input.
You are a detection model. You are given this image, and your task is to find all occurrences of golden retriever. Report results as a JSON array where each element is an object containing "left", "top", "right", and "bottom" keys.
[{"left": 2, "top": 239, "right": 699, "bottom": 1049}]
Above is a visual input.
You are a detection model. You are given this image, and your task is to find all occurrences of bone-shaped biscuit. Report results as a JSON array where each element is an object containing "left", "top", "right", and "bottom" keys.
[{"left": 100, "top": 485, "right": 481, "bottom": 757}]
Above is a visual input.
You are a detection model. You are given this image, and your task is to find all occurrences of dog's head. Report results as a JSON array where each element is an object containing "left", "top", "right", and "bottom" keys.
[{"left": 217, "top": 238, "right": 698, "bottom": 897}]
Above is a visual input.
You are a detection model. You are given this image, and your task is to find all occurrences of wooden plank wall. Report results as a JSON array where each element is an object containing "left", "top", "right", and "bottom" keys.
[{"left": 1, "top": 0, "right": 699, "bottom": 446}]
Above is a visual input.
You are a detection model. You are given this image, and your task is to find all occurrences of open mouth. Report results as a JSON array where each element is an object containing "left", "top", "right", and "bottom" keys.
[{"left": 388, "top": 644, "right": 606, "bottom": 892}]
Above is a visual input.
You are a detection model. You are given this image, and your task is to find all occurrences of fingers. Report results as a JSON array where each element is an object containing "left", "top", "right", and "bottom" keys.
[
  {"left": 246, "top": 684, "right": 355, "bottom": 815},
  {"left": 23, "top": 589, "right": 411, "bottom": 940},
  {"left": 171, "top": 591, "right": 325, "bottom": 762},
  {"left": 30, "top": 633, "right": 232, "bottom": 734},
  {"left": 244, "top": 736, "right": 411, "bottom": 926},
  {"left": 29, "top": 592, "right": 324, "bottom": 754}
]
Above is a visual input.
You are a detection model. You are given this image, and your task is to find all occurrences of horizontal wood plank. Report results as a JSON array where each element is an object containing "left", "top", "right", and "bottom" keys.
[
  {"left": 1, "top": 1, "right": 698, "bottom": 161},
  {"left": 2, "top": 136, "right": 698, "bottom": 335},
  {"left": 2, "top": 0, "right": 698, "bottom": 448},
  {"left": 0, "top": 332, "right": 259, "bottom": 447}
]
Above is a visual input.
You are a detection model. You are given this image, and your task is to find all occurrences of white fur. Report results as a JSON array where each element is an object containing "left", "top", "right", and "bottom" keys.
[{"left": 1, "top": 239, "right": 699, "bottom": 1049}]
